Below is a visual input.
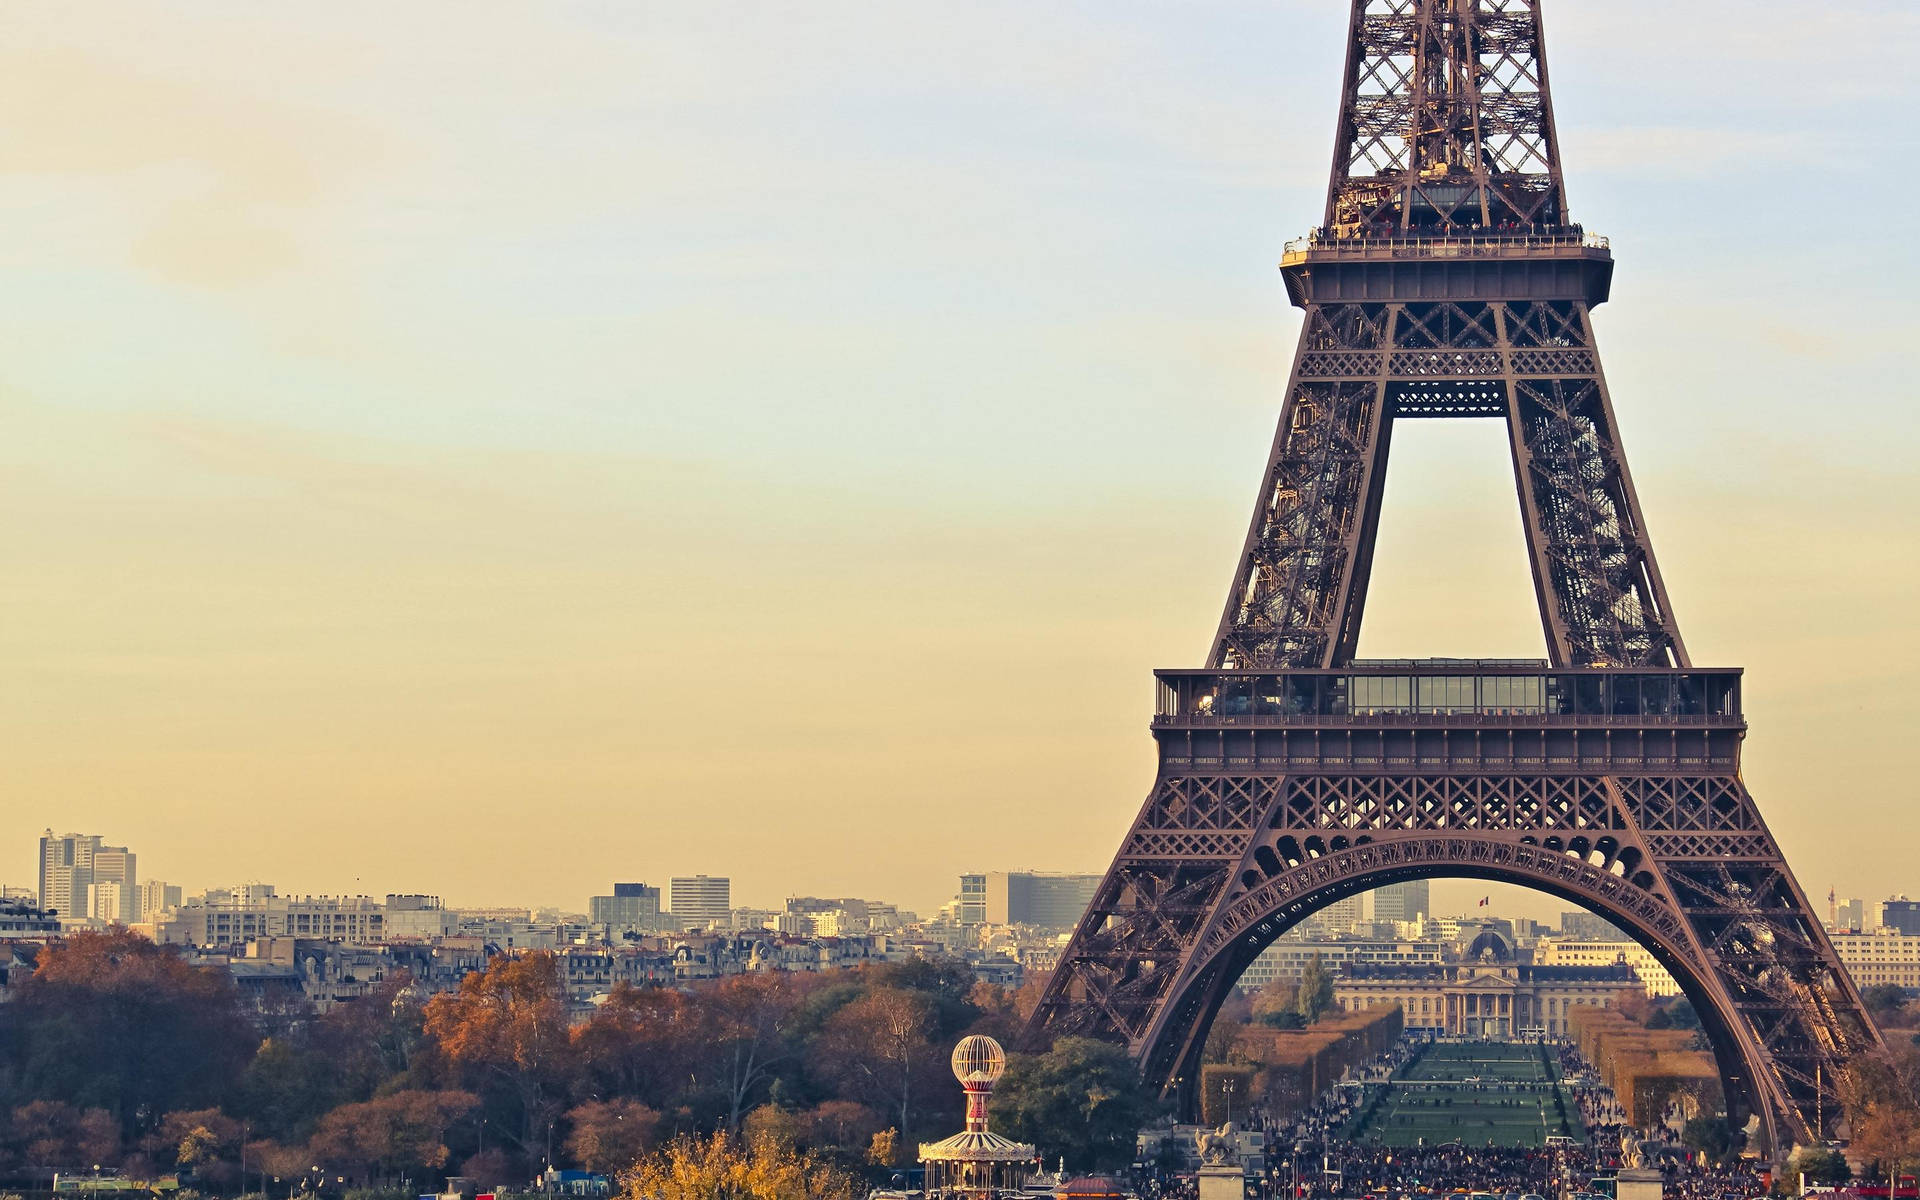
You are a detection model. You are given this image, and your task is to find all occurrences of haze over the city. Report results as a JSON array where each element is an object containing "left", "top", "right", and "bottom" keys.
[{"left": 6, "top": 1, "right": 1918, "bottom": 919}]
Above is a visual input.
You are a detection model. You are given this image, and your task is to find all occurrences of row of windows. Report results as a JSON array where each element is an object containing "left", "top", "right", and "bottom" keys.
[
  {"left": 1339, "top": 992, "right": 1614, "bottom": 1015},
  {"left": 1170, "top": 672, "right": 1740, "bottom": 719}
]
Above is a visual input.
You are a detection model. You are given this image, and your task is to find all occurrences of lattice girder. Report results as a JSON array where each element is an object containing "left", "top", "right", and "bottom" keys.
[
  {"left": 1022, "top": 0, "right": 1875, "bottom": 1163},
  {"left": 1209, "top": 295, "right": 1683, "bottom": 671},
  {"left": 1327, "top": 0, "right": 1565, "bottom": 236},
  {"left": 1031, "top": 759, "right": 1878, "bottom": 1152}
]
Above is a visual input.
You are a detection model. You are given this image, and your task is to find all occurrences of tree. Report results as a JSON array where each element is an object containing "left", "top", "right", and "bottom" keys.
[
  {"left": 145, "top": 1107, "right": 244, "bottom": 1187},
  {"left": 1790, "top": 1145, "right": 1852, "bottom": 1186},
  {"left": 235, "top": 977, "right": 429, "bottom": 1145},
  {"left": 1865, "top": 986, "right": 1911, "bottom": 1028},
  {"left": 1008, "top": 971, "right": 1051, "bottom": 1022},
  {"left": 423, "top": 954, "right": 574, "bottom": 1157},
  {"left": 620, "top": 1132, "right": 860, "bottom": 1200},
  {"left": 1203, "top": 1013, "right": 1246, "bottom": 1064},
  {"left": 960, "top": 981, "right": 1025, "bottom": 1044},
  {"left": 740, "top": 1106, "right": 804, "bottom": 1153},
  {"left": 812, "top": 988, "right": 938, "bottom": 1136},
  {"left": 306, "top": 1090, "right": 480, "bottom": 1185},
  {"left": 696, "top": 975, "right": 806, "bottom": 1132},
  {"left": 148, "top": 1108, "right": 243, "bottom": 1169},
  {"left": 572, "top": 985, "right": 699, "bottom": 1110},
  {"left": 802, "top": 1102, "right": 883, "bottom": 1159},
  {"left": 1612, "top": 988, "right": 1653, "bottom": 1026},
  {"left": 6, "top": 931, "right": 256, "bottom": 1135},
  {"left": 863, "top": 961, "right": 980, "bottom": 1039},
  {"left": 1, "top": 1101, "right": 121, "bottom": 1185},
  {"left": 1843, "top": 1047, "right": 1920, "bottom": 1173},
  {"left": 992, "top": 1039, "right": 1165, "bottom": 1172},
  {"left": 1296, "top": 955, "right": 1335, "bottom": 1024},
  {"left": 234, "top": 1037, "right": 347, "bottom": 1145},
  {"left": 562, "top": 1098, "right": 661, "bottom": 1175},
  {"left": 1251, "top": 981, "right": 1305, "bottom": 1029},
  {"left": 1681, "top": 1115, "right": 1732, "bottom": 1164}
]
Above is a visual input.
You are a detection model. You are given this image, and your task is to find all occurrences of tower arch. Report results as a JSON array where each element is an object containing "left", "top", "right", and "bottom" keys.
[{"left": 1129, "top": 847, "right": 1774, "bottom": 1151}]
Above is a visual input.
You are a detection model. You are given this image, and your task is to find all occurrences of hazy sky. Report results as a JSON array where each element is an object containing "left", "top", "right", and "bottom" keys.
[{"left": 5, "top": 2, "right": 1918, "bottom": 924}]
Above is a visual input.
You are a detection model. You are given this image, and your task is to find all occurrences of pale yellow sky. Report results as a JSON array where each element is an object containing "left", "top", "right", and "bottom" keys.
[{"left": 5, "top": 2, "right": 1917, "bottom": 920}]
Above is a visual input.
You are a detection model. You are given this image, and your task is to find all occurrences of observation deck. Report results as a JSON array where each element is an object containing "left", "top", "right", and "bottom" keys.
[
  {"left": 1280, "top": 227, "right": 1614, "bottom": 308},
  {"left": 1151, "top": 660, "right": 1744, "bottom": 774}
]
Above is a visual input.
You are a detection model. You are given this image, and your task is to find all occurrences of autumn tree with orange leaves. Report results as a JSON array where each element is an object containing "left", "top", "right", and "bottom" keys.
[
  {"left": 6, "top": 930, "right": 255, "bottom": 1137},
  {"left": 423, "top": 953, "right": 575, "bottom": 1158},
  {"left": 1844, "top": 1045, "right": 1920, "bottom": 1175},
  {"left": 305, "top": 1089, "right": 480, "bottom": 1185},
  {"left": 572, "top": 983, "right": 700, "bottom": 1108}
]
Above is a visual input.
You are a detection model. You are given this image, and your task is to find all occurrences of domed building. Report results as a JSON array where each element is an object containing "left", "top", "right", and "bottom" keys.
[
  {"left": 1334, "top": 922, "right": 1639, "bottom": 1037},
  {"left": 918, "top": 1036, "right": 1036, "bottom": 1199}
]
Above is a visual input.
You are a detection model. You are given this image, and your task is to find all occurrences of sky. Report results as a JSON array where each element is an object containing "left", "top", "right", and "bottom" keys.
[{"left": 4, "top": 1, "right": 1919, "bottom": 924}]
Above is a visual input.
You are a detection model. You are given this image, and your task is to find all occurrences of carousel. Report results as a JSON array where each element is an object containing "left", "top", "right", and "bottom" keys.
[{"left": 918, "top": 1036, "right": 1036, "bottom": 1199}]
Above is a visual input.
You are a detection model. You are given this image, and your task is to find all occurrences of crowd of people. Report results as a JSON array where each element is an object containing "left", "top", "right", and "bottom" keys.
[{"left": 1121, "top": 1035, "right": 1770, "bottom": 1200}]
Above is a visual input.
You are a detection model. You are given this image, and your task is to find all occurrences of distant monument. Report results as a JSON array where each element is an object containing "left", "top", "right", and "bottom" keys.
[
  {"left": 1615, "top": 1129, "right": 1662, "bottom": 1200},
  {"left": 1619, "top": 1128, "right": 1644, "bottom": 1170},
  {"left": 1195, "top": 1122, "right": 1248, "bottom": 1200},
  {"left": 919, "top": 1036, "right": 1036, "bottom": 1199}
]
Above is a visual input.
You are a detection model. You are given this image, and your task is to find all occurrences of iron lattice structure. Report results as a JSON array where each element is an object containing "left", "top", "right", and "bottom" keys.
[{"left": 1025, "top": 0, "right": 1875, "bottom": 1152}]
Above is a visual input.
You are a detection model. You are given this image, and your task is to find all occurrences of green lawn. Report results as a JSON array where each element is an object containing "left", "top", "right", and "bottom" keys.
[{"left": 1347, "top": 1041, "right": 1586, "bottom": 1149}]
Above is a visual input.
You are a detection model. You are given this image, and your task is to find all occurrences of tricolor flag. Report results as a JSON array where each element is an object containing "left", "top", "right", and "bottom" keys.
[{"left": 1478, "top": 896, "right": 1490, "bottom": 907}]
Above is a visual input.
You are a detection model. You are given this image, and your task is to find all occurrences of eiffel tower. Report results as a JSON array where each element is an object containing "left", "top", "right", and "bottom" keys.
[{"left": 1024, "top": 0, "right": 1876, "bottom": 1152}]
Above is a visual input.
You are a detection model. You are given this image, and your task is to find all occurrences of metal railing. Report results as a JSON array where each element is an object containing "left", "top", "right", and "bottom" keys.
[
  {"left": 1152, "top": 712, "right": 1738, "bottom": 729},
  {"left": 1283, "top": 228, "right": 1609, "bottom": 258}
]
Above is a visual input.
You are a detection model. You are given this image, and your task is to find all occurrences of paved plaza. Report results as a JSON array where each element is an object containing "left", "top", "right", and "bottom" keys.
[{"left": 1348, "top": 1041, "right": 1586, "bottom": 1148}]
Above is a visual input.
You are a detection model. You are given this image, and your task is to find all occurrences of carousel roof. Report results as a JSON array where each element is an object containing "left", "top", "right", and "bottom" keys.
[{"left": 917, "top": 1128, "right": 1036, "bottom": 1163}]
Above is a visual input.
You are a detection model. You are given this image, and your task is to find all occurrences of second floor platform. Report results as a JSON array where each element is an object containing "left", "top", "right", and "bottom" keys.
[{"left": 1154, "top": 662, "right": 1742, "bottom": 731}]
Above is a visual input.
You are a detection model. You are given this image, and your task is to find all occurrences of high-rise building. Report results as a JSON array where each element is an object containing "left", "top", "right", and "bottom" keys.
[
  {"left": 983, "top": 872, "right": 1101, "bottom": 929},
  {"left": 590, "top": 883, "right": 668, "bottom": 936},
  {"left": 1830, "top": 898, "right": 1868, "bottom": 934},
  {"left": 37, "top": 831, "right": 132, "bottom": 921},
  {"left": 1301, "top": 893, "right": 1367, "bottom": 936},
  {"left": 730, "top": 906, "right": 778, "bottom": 931},
  {"left": 92, "top": 845, "right": 136, "bottom": 921},
  {"left": 957, "top": 874, "right": 987, "bottom": 925},
  {"left": 137, "top": 880, "right": 183, "bottom": 923},
  {"left": 39, "top": 830, "right": 94, "bottom": 917},
  {"left": 1882, "top": 897, "right": 1920, "bottom": 936},
  {"left": 86, "top": 881, "right": 128, "bottom": 923},
  {"left": 382, "top": 895, "right": 456, "bottom": 940},
  {"left": 669, "top": 876, "right": 731, "bottom": 929},
  {"left": 1369, "top": 881, "right": 1430, "bottom": 924},
  {"left": 1560, "top": 911, "right": 1627, "bottom": 941}
]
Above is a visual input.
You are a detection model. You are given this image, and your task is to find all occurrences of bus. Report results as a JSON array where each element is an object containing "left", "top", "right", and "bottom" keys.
[{"left": 53, "top": 1175, "right": 179, "bottom": 1194}]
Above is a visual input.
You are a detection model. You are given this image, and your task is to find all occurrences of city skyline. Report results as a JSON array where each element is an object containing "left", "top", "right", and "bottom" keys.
[
  {"left": 9, "top": 829, "right": 1907, "bottom": 939},
  {"left": 7, "top": 2, "right": 1919, "bottom": 922}
]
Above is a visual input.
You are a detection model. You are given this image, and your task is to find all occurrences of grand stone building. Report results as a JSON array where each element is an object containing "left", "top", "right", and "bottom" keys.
[{"left": 1333, "top": 931, "right": 1638, "bottom": 1037}]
